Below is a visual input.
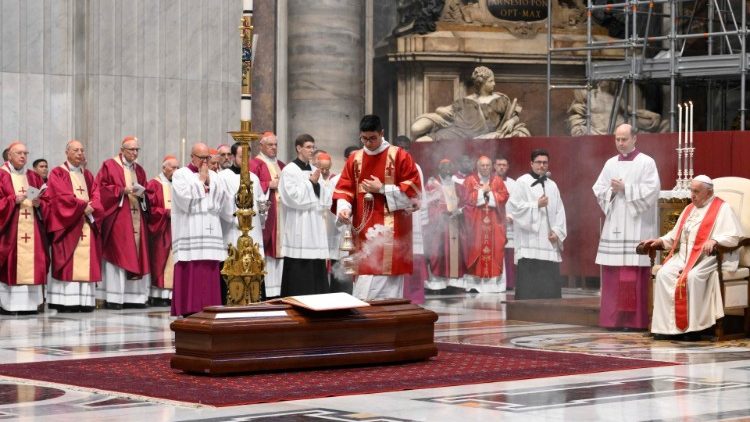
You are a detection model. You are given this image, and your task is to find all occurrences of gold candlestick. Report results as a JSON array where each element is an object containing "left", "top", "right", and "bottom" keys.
[{"left": 221, "top": 7, "right": 265, "bottom": 305}]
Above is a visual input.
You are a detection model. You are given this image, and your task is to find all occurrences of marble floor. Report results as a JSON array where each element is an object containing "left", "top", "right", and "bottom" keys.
[{"left": 1, "top": 290, "right": 750, "bottom": 421}]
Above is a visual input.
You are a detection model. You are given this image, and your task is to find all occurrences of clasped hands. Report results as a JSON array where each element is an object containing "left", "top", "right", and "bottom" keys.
[
  {"left": 15, "top": 194, "right": 40, "bottom": 208},
  {"left": 611, "top": 178, "right": 625, "bottom": 194}
]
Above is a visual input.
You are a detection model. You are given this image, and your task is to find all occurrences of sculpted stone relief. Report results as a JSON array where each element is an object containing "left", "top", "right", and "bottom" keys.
[
  {"left": 411, "top": 66, "right": 530, "bottom": 142},
  {"left": 566, "top": 81, "right": 668, "bottom": 136}
]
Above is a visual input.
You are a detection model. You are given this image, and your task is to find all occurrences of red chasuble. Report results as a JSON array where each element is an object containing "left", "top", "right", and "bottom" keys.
[
  {"left": 332, "top": 146, "right": 421, "bottom": 275},
  {"left": 45, "top": 164, "right": 104, "bottom": 282},
  {"left": 462, "top": 174, "right": 509, "bottom": 279},
  {"left": 425, "top": 177, "right": 466, "bottom": 279},
  {"left": 146, "top": 177, "right": 174, "bottom": 289},
  {"left": 95, "top": 156, "right": 150, "bottom": 276},
  {"left": 662, "top": 198, "right": 724, "bottom": 331},
  {"left": 0, "top": 166, "right": 48, "bottom": 285},
  {"left": 249, "top": 156, "right": 285, "bottom": 258}
]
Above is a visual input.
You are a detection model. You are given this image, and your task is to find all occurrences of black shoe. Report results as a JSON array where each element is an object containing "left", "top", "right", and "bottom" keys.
[
  {"left": 123, "top": 302, "right": 148, "bottom": 309},
  {"left": 104, "top": 302, "right": 123, "bottom": 310},
  {"left": 149, "top": 298, "right": 170, "bottom": 307},
  {"left": 79, "top": 306, "right": 95, "bottom": 313},
  {"left": 48, "top": 304, "right": 62, "bottom": 311},
  {"left": 652, "top": 333, "right": 672, "bottom": 340},
  {"left": 680, "top": 331, "right": 704, "bottom": 341}
]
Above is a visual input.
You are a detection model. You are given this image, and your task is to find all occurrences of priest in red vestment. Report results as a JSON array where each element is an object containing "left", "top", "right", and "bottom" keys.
[
  {"left": 249, "top": 132, "right": 285, "bottom": 297},
  {"left": 425, "top": 159, "right": 466, "bottom": 291},
  {"left": 95, "top": 136, "right": 150, "bottom": 309},
  {"left": 145, "top": 155, "right": 179, "bottom": 307},
  {"left": 45, "top": 140, "right": 104, "bottom": 312},
  {"left": 461, "top": 156, "right": 509, "bottom": 292},
  {"left": 333, "top": 115, "right": 422, "bottom": 300},
  {"left": 0, "top": 142, "right": 48, "bottom": 314}
]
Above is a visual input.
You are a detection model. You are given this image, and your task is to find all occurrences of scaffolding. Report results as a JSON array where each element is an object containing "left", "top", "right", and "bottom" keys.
[{"left": 546, "top": 0, "right": 748, "bottom": 135}]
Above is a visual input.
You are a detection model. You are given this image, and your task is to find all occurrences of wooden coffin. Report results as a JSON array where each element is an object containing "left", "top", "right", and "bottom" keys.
[{"left": 170, "top": 298, "right": 438, "bottom": 375}]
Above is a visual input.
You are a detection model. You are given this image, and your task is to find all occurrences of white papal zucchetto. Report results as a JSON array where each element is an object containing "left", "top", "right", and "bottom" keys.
[{"left": 693, "top": 174, "right": 713, "bottom": 186}]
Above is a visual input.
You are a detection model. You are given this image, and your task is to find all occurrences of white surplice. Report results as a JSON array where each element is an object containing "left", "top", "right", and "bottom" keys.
[
  {"left": 509, "top": 173, "right": 567, "bottom": 264},
  {"left": 319, "top": 173, "right": 344, "bottom": 260},
  {"left": 652, "top": 197, "right": 743, "bottom": 334},
  {"left": 218, "top": 168, "right": 265, "bottom": 257},
  {"left": 279, "top": 161, "right": 329, "bottom": 259},
  {"left": 171, "top": 167, "right": 228, "bottom": 262},
  {"left": 504, "top": 176, "right": 518, "bottom": 248},
  {"left": 593, "top": 153, "right": 660, "bottom": 266}
]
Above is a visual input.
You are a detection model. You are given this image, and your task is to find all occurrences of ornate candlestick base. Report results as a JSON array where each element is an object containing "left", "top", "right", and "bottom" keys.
[{"left": 222, "top": 121, "right": 266, "bottom": 305}]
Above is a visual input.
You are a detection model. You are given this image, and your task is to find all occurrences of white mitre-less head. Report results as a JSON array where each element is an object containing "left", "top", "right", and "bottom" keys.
[{"left": 694, "top": 174, "right": 713, "bottom": 187}]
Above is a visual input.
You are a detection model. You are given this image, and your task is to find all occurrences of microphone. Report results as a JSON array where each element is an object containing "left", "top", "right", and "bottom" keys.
[{"left": 531, "top": 171, "right": 551, "bottom": 187}]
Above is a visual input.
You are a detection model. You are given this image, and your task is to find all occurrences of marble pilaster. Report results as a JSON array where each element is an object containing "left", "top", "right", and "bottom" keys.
[{"left": 0, "top": 0, "right": 244, "bottom": 177}]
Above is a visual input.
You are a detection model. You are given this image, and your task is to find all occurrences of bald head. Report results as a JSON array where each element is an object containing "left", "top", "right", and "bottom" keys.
[
  {"left": 190, "top": 143, "right": 210, "bottom": 168},
  {"left": 66, "top": 140, "right": 86, "bottom": 167},
  {"left": 477, "top": 156, "right": 492, "bottom": 178},
  {"left": 614, "top": 123, "right": 637, "bottom": 155}
]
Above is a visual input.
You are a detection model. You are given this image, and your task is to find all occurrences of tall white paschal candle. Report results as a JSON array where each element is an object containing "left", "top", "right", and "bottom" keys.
[
  {"left": 243, "top": 0, "right": 253, "bottom": 11},
  {"left": 241, "top": 99, "right": 252, "bottom": 121},
  {"left": 181, "top": 138, "right": 186, "bottom": 165},
  {"left": 675, "top": 104, "right": 682, "bottom": 189}
]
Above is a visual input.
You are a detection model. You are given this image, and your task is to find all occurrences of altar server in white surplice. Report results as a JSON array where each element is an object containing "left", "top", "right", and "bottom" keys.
[
  {"left": 170, "top": 142, "right": 228, "bottom": 317},
  {"left": 279, "top": 134, "right": 329, "bottom": 296},
  {"left": 218, "top": 142, "right": 265, "bottom": 259},
  {"left": 593, "top": 124, "right": 660, "bottom": 331},
  {"left": 509, "top": 149, "right": 567, "bottom": 300},
  {"left": 641, "top": 176, "right": 743, "bottom": 337}
]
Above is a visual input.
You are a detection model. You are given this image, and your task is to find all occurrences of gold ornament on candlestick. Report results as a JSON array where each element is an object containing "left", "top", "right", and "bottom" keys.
[{"left": 222, "top": 5, "right": 265, "bottom": 305}]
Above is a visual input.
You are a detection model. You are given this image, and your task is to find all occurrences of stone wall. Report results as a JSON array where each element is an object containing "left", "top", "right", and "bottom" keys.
[{"left": 0, "top": 0, "right": 243, "bottom": 176}]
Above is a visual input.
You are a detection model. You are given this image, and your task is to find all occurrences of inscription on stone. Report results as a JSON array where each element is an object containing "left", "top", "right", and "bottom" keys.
[{"left": 488, "top": 0, "right": 548, "bottom": 21}]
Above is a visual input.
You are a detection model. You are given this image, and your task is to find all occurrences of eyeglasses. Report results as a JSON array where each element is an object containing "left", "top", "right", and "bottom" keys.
[
  {"left": 123, "top": 147, "right": 140, "bottom": 152},
  {"left": 192, "top": 154, "right": 210, "bottom": 161},
  {"left": 360, "top": 135, "right": 380, "bottom": 142},
  {"left": 13, "top": 151, "right": 30, "bottom": 156},
  {"left": 533, "top": 160, "right": 549, "bottom": 165}
]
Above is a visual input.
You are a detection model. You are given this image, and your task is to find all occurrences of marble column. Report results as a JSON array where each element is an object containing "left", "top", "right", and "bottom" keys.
[
  {"left": 252, "top": 0, "right": 277, "bottom": 136},
  {"left": 286, "top": 0, "right": 365, "bottom": 166}
]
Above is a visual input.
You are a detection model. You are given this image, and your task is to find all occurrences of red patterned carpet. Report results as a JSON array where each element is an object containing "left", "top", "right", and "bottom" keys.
[{"left": 0, "top": 343, "right": 676, "bottom": 406}]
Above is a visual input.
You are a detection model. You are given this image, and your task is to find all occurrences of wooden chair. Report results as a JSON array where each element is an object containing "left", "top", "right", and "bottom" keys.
[{"left": 637, "top": 177, "right": 750, "bottom": 340}]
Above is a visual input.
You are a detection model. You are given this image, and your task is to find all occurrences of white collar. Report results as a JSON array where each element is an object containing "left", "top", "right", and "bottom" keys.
[
  {"left": 65, "top": 161, "right": 80, "bottom": 172},
  {"left": 159, "top": 172, "right": 171, "bottom": 184},
  {"left": 363, "top": 139, "right": 390, "bottom": 156},
  {"left": 5, "top": 162, "right": 25, "bottom": 175},
  {"left": 259, "top": 152, "right": 277, "bottom": 162}
]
